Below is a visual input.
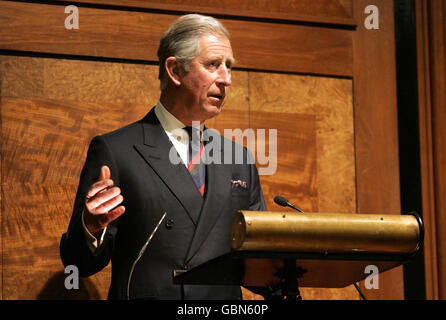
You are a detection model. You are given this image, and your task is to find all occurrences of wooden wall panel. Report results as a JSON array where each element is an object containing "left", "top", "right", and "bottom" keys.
[
  {"left": 1, "top": 58, "right": 159, "bottom": 185},
  {"left": 0, "top": 56, "right": 159, "bottom": 299},
  {"left": 416, "top": 0, "right": 446, "bottom": 300},
  {"left": 53, "top": 0, "right": 355, "bottom": 26},
  {"left": 353, "top": 0, "right": 404, "bottom": 299},
  {"left": 0, "top": 1, "right": 353, "bottom": 77},
  {"left": 228, "top": 19, "right": 352, "bottom": 77},
  {"left": 249, "top": 73, "right": 355, "bottom": 215},
  {"left": 0, "top": 1, "right": 171, "bottom": 63},
  {"left": 427, "top": 0, "right": 446, "bottom": 300},
  {"left": 416, "top": 0, "right": 438, "bottom": 297},
  {"left": 2, "top": 183, "right": 108, "bottom": 299}
]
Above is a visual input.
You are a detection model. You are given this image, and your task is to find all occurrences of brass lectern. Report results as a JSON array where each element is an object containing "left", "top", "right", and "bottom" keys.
[{"left": 173, "top": 211, "right": 423, "bottom": 299}]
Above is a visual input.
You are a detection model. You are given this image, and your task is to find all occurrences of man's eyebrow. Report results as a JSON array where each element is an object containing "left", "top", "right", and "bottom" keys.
[
  {"left": 203, "top": 55, "right": 236, "bottom": 66},
  {"left": 227, "top": 57, "right": 236, "bottom": 66}
]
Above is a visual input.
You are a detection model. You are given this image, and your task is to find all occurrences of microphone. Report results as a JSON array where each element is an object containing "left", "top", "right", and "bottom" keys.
[
  {"left": 127, "top": 211, "right": 167, "bottom": 300},
  {"left": 274, "top": 195, "right": 305, "bottom": 213}
]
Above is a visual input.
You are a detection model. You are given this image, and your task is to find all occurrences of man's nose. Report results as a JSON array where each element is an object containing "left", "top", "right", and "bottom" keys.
[{"left": 216, "top": 65, "right": 231, "bottom": 86}]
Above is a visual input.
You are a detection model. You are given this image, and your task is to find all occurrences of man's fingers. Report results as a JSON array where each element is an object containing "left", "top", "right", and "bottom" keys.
[
  {"left": 86, "top": 179, "right": 114, "bottom": 199},
  {"left": 94, "top": 194, "right": 124, "bottom": 214},
  {"left": 83, "top": 166, "right": 124, "bottom": 232},
  {"left": 99, "top": 165, "right": 111, "bottom": 181},
  {"left": 101, "top": 206, "right": 126, "bottom": 224},
  {"left": 86, "top": 187, "right": 122, "bottom": 213},
  {"left": 95, "top": 206, "right": 126, "bottom": 230},
  {"left": 85, "top": 166, "right": 113, "bottom": 203}
]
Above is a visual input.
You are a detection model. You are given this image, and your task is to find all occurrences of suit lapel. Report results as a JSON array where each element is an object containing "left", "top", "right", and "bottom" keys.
[
  {"left": 185, "top": 132, "right": 232, "bottom": 263},
  {"left": 133, "top": 109, "right": 204, "bottom": 224},
  {"left": 135, "top": 113, "right": 233, "bottom": 261}
]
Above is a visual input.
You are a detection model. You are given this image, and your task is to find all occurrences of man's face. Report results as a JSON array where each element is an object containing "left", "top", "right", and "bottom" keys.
[{"left": 179, "top": 33, "right": 234, "bottom": 123}]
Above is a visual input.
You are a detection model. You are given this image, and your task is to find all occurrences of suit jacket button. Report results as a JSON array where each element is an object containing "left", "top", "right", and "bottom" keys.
[{"left": 165, "top": 218, "right": 174, "bottom": 229}]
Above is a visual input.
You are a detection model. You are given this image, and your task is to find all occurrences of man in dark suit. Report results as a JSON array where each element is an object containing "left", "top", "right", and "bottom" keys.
[{"left": 60, "top": 14, "right": 266, "bottom": 300}]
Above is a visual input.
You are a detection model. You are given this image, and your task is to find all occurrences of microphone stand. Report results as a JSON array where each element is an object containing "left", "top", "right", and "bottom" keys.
[
  {"left": 354, "top": 283, "right": 367, "bottom": 300},
  {"left": 126, "top": 211, "right": 167, "bottom": 300}
]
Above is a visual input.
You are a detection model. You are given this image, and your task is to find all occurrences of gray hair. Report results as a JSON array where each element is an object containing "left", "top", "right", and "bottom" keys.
[{"left": 157, "top": 14, "right": 230, "bottom": 90}]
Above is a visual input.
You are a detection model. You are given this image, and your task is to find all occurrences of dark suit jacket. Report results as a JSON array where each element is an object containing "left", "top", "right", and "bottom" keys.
[{"left": 60, "top": 107, "right": 266, "bottom": 300}]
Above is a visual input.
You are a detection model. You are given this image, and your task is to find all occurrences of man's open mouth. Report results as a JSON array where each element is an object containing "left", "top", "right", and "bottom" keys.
[{"left": 209, "top": 94, "right": 224, "bottom": 100}]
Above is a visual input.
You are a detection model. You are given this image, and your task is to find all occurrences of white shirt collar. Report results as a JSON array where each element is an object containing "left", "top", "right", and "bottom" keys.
[
  {"left": 154, "top": 101, "right": 186, "bottom": 136},
  {"left": 154, "top": 101, "right": 205, "bottom": 138}
]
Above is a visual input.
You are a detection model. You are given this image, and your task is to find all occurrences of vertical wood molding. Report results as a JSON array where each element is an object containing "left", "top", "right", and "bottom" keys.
[
  {"left": 426, "top": 0, "right": 446, "bottom": 300},
  {"left": 429, "top": 0, "right": 446, "bottom": 300},
  {"left": 353, "top": 0, "right": 404, "bottom": 299},
  {"left": 416, "top": 0, "right": 446, "bottom": 300},
  {"left": 415, "top": 0, "right": 439, "bottom": 300}
]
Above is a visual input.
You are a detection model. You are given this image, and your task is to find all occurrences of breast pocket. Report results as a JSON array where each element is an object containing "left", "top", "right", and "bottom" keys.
[{"left": 231, "top": 188, "right": 250, "bottom": 211}]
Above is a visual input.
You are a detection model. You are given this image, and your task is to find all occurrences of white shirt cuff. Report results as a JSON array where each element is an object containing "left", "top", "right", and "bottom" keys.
[{"left": 82, "top": 209, "right": 107, "bottom": 253}]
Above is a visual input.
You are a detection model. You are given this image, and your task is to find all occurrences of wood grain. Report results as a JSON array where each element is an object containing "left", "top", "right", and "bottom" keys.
[
  {"left": 1, "top": 183, "right": 111, "bottom": 299},
  {"left": 416, "top": 0, "right": 438, "bottom": 300},
  {"left": 227, "top": 19, "right": 353, "bottom": 76},
  {"left": 249, "top": 72, "right": 355, "bottom": 215},
  {"left": 250, "top": 111, "right": 318, "bottom": 213},
  {"left": 416, "top": 0, "right": 446, "bottom": 300},
  {"left": 1, "top": 56, "right": 158, "bottom": 299},
  {"left": 52, "top": 0, "right": 355, "bottom": 26},
  {"left": 428, "top": 0, "right": 446, "bottom": 300},
  {"left": 353, "top": 0, "right": 403, "bottom": 299},
  {"left": 0, "top": 1, "right": 353, "bottom": 77}
]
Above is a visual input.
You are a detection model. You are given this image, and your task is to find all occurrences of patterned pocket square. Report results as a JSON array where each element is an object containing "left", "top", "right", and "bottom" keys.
[{"left": 231, "top": 179, "right": 247, "bottom": 189}]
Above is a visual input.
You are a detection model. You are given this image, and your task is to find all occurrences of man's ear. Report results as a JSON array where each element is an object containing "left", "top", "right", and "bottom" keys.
[{"left": 165, "top": 57, "right": 183, "bottom": 86}]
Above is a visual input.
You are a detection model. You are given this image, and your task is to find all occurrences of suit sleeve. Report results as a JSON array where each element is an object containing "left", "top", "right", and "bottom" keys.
[
  {"left": 247, "top": 148, "right": 267, "bottom": 212},
  {"left": 60, "top": 135, "right": 120, "bottom": 277}
]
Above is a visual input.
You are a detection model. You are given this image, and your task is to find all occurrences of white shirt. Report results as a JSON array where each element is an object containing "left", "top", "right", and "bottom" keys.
[{"left": 154, "top": 100, "right": 189, "bottom": 167}]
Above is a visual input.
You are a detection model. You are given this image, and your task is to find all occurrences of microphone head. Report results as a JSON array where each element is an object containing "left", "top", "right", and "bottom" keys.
[{"left": 274, "top": 195, "right": 289, "bottom": 207}]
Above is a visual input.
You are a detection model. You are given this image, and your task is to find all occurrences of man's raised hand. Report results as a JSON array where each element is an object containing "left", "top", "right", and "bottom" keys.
[{"left": 83, "top": 165, "right": 125, "bottom": 238}]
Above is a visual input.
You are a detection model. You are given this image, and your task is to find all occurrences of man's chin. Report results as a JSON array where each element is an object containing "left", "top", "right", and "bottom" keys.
[{"left": 204, "top": 104, "right": 223, "bottom": 120}]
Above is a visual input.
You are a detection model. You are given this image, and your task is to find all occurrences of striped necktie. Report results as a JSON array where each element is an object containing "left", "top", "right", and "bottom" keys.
[{"left": 184, "top": 126, "right": 206, "bottom": 196}]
